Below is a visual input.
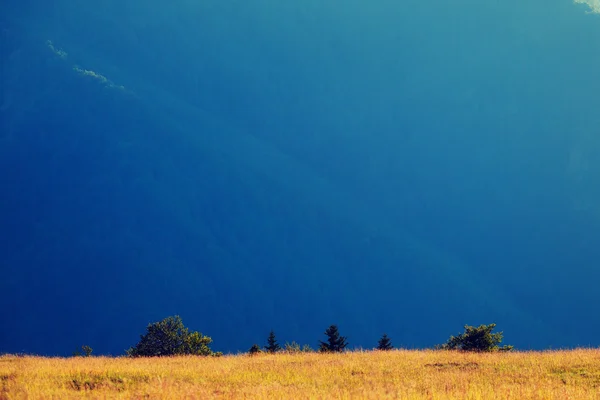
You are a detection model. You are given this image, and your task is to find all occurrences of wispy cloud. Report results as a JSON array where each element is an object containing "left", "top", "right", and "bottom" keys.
[
  {"left": 575, "top": 0, "right": 600, "bottom": 13},
  {"left": 72, "top": 66, "right": 126, "bottom": 91},
  {"left": 46, "top": 39, "right": 129, "bottom": 93},
  {"left": 46, "top": 40, "right": 68, "bottom": 59}
]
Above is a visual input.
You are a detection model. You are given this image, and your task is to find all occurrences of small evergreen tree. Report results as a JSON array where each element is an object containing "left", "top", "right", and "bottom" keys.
[
  {"left": 377, "top": 334, "right": 393, "bottom": 351},
  {"left": 264, "top": 330, "right": 281, "bottom": 353},
  {"left": 439, "top": 323, "right": 513, "bottom": 352},
  {"left": 249, "top": 344, "right": 261, "bottom": 355},
  {"left": 127, "top": 316, "right": 214, "bottom": 357},
  {"left": 319, "top": 324, "right": 348, "bottom": 353}
]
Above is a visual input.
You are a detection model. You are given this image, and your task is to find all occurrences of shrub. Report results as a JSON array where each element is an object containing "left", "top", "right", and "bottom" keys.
[
  {"left": 82, "top": 345, "right": 93, "bottom": 357},
  {"left": 319, "top": 325, "right": 348, "bottom": 353},
  {"left": 438, "top": 323, "right": 513, "bottom": 352},
  {"left": 301, "top": 344, "right": 314, "bottom": 353},
  {"left": 72, "top": 345, "right": 93, "bottom": 357},
  {"left": 127, "top": 316, "right": 214, "bottom": 357},
  {"left": 284, "top": 341, "right": 301, "bottom": 353},
  {"left": 283, "top": 341, "right": 313, "bottom": 353},
  {"left": 248, "top": 344, "right": 262, "bottom": 355}
]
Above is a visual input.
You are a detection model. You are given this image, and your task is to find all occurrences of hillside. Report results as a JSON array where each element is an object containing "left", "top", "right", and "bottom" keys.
[{"left": 2, "top": 350, "right": 600, "bottom": 399}]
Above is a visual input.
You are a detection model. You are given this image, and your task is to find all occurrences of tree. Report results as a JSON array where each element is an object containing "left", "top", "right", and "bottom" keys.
[
  {"left": 81, "top": 345, "right": 93, "bottom": 357},
  {"left": 377, "top": 333, "right": 393, "bottom": 351},
  {"left": 72, "top": 345, "right": 93, "bottom": 357},
  {"left": 438, "top": 323, "right": 513, "bottom": 352},
  {"left": 183, "top": 331, "right": 214, "bottom": 356},
  {"left": 319, "top": 324, "right": 348, "bottom": 353},
  {"left": 248, "top": 344, "right": 262, "bottom": 355},
  {"left": 127, "top": 315, "right": 214, "bottom": 357},
  {"left": 264, "top": 330, "right": 281, "bottom": 353}
]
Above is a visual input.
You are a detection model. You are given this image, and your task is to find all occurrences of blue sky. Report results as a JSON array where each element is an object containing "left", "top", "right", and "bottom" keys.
[{"left": 1, "top": 0, "right": 599, "bottom": 355}]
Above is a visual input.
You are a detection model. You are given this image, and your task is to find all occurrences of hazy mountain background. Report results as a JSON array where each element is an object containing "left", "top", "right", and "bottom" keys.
[{"left": 1, "top": 0, "right": 599, "bottom": 355}]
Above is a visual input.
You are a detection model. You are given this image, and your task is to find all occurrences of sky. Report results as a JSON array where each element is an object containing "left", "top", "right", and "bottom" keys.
[{"left": 1, "top": 0, "right": 599, "bottom": 355}]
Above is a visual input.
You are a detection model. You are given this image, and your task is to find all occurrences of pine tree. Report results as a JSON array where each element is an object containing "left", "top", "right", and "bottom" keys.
[
  {"left": 264, "top": 330, "right": 281, "bottom": 353},
  {"left": 377, "top": 333, "right": 393, "bottom": 351},
  {"left": 319, "top": 324, "right": 348, "bottom": 353}
]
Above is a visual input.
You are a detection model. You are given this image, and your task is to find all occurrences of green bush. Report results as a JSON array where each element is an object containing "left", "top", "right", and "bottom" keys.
[
  {"left": 72, "top": 345, "right": 93, "bottom": 357},
  {"left": 438, "top": 323, "right": 513, "bottom": 352},
  {"left": 301, "top": 344, "right": 314, "bottom": 353},
  {"left": 248, "top": 344, "right": 262, "bottom": 355},
  {"left": 127, "top": 316, "right": 214, "bottom": 357},
  {"left": 283, "top": 341, "right": 313, "bottom": 353}
]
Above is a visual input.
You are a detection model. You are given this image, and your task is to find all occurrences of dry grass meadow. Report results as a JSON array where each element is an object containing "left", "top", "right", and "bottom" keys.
[{"left": 1, "top": 349, "right": 600, "bottom": 399}]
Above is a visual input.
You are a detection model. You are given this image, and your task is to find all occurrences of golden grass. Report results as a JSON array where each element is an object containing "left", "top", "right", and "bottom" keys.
[{"left": 1, "top": 349, "right": 600, "bottom": 399}]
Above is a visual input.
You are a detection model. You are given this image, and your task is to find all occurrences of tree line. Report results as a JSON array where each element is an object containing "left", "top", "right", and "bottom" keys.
[{"left": 74, "top": 315, "right": 513, "bottom": 357}]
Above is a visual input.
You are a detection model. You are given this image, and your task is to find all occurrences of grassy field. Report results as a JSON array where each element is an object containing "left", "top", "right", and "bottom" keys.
[{"left": 1, "top": 349, "right": 600, "bottom": 399}]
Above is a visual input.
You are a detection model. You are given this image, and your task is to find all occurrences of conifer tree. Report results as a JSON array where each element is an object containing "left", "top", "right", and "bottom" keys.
[
  {"left": 377, "top": 333, "right": 393, "bottom": 351},
  {"left": 319, "top": 324, "right": 348, "bottom": 353},
  {"left": 264, "top": 330, "right": 281, "bottom": 353}
]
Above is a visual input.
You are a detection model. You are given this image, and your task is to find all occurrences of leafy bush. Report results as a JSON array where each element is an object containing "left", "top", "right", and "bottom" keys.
[
  {"left": 438, "top": 323, "right": 513, "bottom": 352},
  {"left": 301, "top": 344, "right": 314, "bottom": 353},
  {"left": 127, "top": 316, "right": 214, "bottom": 357},
  {"left": 72, "top": 345, "right": 93, "bottom": 357},
  {"left": 283, "top": 341, "right": 313, "bottom": 353},
  {"left": 248, "top": 344, "right": 262, "bottom": 355}
]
